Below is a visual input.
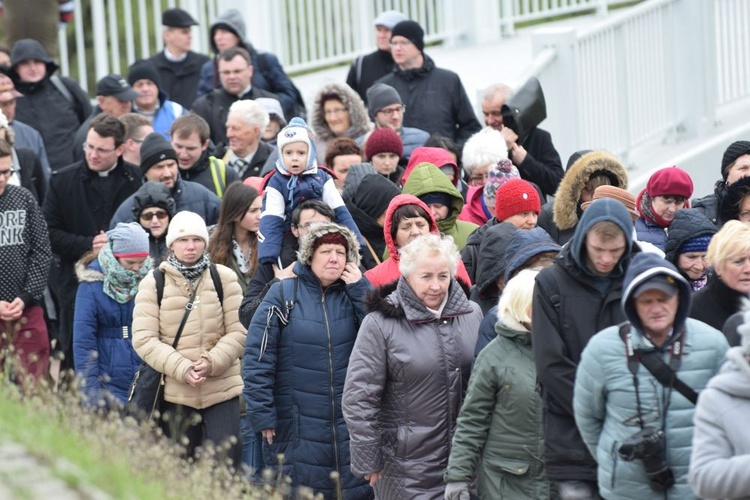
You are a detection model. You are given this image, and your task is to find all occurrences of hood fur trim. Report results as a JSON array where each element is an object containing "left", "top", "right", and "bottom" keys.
[
  {"left": 553, "top": 151, "right": 628, "bottom": 230},
  {"left": 311, "top": 83, "right": 371, "bottom": 142},
  {"left": 75, "top": 253, "right": 104, "bottom": 283},
  {"left": 296, "top": 221, "right": 361, "bottom": 266}
]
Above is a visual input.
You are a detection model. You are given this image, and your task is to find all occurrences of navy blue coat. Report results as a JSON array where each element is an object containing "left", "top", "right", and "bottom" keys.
[
  {"left": 244, "top": 262, "right": 371, "bottom": 498},
  {"left": 73, "top": 260, "right": 142, "bottom": 407}
]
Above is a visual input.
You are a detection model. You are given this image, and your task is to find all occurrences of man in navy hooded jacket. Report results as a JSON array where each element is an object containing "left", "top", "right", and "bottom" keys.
[{"left": 532, "top": 198, "right": 638, "bottom": 499}]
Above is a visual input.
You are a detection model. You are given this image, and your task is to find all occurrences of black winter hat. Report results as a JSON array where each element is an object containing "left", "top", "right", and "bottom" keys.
[
  {"left": 366, "top": 83, "right": 402, "bottom": 119},
  {"left": 391, "top": 20, "right": 424, "bottom": 53},
  {"left": 721, "top": 140, "right": 750, "bottom": 180},
  {"left": 162, "top": 8, "right": 198, "bottom": 27},
  {"left": 128, "top": 60, "right": 161, "bottom": 89},
  {"left": 132, "top": 181, "right": 177, "bottom": 220},
  {"left": 139, "top": 132, "right": 178, "bottom": 175}
]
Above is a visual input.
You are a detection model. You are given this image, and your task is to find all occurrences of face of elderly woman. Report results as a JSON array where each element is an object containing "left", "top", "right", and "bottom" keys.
[
  {"left": 677, "top": 252, "right": 708, "bottom": 281},
  {"left": 323, "top": 98, "right": 351, "bottom": 136},
  {"left": 716, "top": 249, "right": 750, "bottom": 294},
  {"left": 171, "top": 236, "right": 205, "bottom": 265},
  {"left": 405, "top": 254, "right": 451, "bottom": 310},
  {"left": 311, "top": 243, "right": 347, "bottom": 287}
]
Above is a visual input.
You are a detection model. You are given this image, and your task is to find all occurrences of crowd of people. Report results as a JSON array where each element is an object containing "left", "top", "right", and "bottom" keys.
[{"left": 2, "top": 5, "right": 750, "bottom": 500}]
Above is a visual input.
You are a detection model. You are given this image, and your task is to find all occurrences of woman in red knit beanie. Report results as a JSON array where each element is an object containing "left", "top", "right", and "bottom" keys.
[
  {"left": 635, "top": 166, "right": 694, "bottom": 251},
  {"left": 365, "top": 127, "right": 404, "bottom": 185}
]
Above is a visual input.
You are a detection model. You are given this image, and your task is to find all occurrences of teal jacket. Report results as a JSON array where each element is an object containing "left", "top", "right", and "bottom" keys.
[{"left": 445, "top": 320, "right": 549, "bottom": 499}]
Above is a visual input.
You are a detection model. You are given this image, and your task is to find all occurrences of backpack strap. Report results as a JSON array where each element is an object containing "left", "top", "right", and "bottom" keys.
[
  {"left": 155, "top": 265, "right": 223, "bottom": 307},
  {"left": 50, "top": 75, "right": 85, "bottom": 122},
  {"left": 258, "top": 276, "right": 298, "bottom": 361},
  {"left": 209, "top": 263, "right": 223, "bottom": 306},
  {"left": 355, "top": 55, "right": 364, "bottom": 88},
  {"left": 154, "top": 268, "right": 165, "bottom": 307},
  {"left": 208, "top": 157, "right": 227, "bottom": 198}
]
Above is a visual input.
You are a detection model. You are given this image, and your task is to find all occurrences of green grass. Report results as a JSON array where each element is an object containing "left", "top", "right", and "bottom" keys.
[{"left": 0, "top": 384, "right": 166, "bottom": 498}]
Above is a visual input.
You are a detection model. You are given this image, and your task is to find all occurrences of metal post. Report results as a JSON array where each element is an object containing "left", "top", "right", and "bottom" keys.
[
  {"left": 90, "top": 0, "right": 109, "bottom": 79},
  {"left": 501, "top": 0, "right": 515, "bottom": 36}
]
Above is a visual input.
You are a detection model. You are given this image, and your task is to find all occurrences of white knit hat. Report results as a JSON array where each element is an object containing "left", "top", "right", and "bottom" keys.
[
  {"left": 276, "top": 117, "right": 316, "bottom": 170},
  {"left": 166, "top": 211, "right": 209, "bottom": 248}
]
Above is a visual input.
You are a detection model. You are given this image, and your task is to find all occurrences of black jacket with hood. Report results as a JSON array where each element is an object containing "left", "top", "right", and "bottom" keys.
[
  {"left": 147, "top": 49, "right": 209, "bottom": 109},
  {"left": 10, "top": 39, "right": 92, "bottom": 171},
  {"left": 664, "top": 208, "right": 717, "bottom": 287},
  {"left": 469, "top": 221, "right": 517, "bottom": 314},
  {"left": 532, "top": 198, "right": 637, "bottom": 482}
]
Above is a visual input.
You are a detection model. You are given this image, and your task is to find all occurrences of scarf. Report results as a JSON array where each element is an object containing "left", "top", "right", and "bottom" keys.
[
  {"left": 639, "top": 191, "right": 671, "bottom": 228},
  {"left": 689, "top": 274, "right": 708, "bottom": 292},
  {"left": 232, "top": 237, "right": 251, "bottom": 277},
  {"left": 167, "top": 251, "right": 211, "bottom": 283},
  {"left": 98, "top": 242, "right": 151, "bottom": 304}
]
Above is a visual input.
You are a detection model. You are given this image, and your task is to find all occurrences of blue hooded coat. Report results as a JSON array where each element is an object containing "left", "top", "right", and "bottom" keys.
[
  {"left": 244, "top": 260, "right": 371, "bottom": 498},
  {"left": 574, "top": 252, "right": 728, "bottom": 499}
]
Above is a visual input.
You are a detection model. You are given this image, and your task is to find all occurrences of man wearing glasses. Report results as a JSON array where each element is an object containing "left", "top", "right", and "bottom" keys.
[
  {"left": 375, "top": 20, "right": 481, "bottom": 148},
  {"left": 361, "top": 82, "right": 428, "bottom": 163},
  {"left": 43, "top": 114, "right": 142, "bottom": 371}
]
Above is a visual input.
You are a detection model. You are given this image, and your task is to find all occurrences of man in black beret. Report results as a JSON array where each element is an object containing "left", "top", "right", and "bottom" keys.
[{"left": 145, "top": 7, "right": 209, "bottom": 109}]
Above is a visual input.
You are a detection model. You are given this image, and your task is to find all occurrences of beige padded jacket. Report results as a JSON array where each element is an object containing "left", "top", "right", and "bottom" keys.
[{"left": 132, "top": 262, "right": 246, "bottom": 409}]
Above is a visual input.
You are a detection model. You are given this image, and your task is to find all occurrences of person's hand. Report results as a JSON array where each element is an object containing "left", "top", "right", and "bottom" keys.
[
  {"left": 340, "top": 262, "right": 362, "bottom": 284},
  {"left": 262, "top": 428, "right": 275, "bottom": 444},
  {"left": 364, "top": 471, "right": 382, "bottom": 487},
  {"left": 92, "top": 231, "right": 108, "bottom": 254},
  {"left": 185, "top": 369, "right": 206, "bottom": 387},
  {"left": 1, "top": 298, "right": 24, "bottom": 321},
  {"left": 191, "top": 358, "right": 211, "bottom": 378},
  {"left": 444, "top": 481, "right": 471, "bottom": 499},
  {"left": 500, "top": 126, "right": 519, "bottom": 150},
  {"left": 272, "top": 262, "right": 296, "bottom": 280}
]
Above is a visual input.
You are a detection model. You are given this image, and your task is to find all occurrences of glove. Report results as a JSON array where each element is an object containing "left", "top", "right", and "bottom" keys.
[{"left": 444, "top": 481, "right": 471, "bottom": 500}]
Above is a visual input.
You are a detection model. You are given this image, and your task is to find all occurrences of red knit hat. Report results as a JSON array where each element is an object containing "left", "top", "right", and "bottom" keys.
[
  {"left": 365, "top": 128, "right": 404, "bottom": 161},
  {"left": 495, "top": 179, "right": 541, "bottom": 222},
  {"left": 646, "top": 166, "right": 693, "bottom": 199}
]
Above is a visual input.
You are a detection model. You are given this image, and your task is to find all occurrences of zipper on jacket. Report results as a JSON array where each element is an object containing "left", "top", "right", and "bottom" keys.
[
  {"left": 522, "top": 445, "right": 544, "bottom": 464},
  {"left": 321, "top": 292, "right": 341, "bottom": 474}
]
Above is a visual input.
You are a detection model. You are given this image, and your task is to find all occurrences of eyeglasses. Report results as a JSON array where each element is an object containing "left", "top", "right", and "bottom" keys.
[
  {"left": 0, "top": 167, "right": 15, "bottom": 177},
  {"left": 389, "top": 40, "right": 413, "bottom": 48},
  {"left": 324, "top": 107, "right": 348, "bottom": 117},
  {"left": 379, "top": 105, "right": 406, "bottom": 117},
  {"left": 83, "top": 143, "right": 117, "bottom": 155},
  {"left": 140, "top": 210, "right": 169, "bottom": 222},
  {"left": 131, "top": 137, "right": 147, "bottom": 144}
]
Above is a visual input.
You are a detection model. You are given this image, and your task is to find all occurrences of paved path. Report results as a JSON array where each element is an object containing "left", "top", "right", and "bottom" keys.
[{"left": 0, "top": 442, "right": 109, "bottom": 500}]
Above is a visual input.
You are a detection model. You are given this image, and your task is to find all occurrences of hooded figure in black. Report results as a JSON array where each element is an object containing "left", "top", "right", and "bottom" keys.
[
  {"left": 10, "top": 39, "right": 92, "bottom": 170},
  {"left": 664, "top": 208, "right": 716, "bottom": 292},
  {"left": 344, "top": 173, "right": 400, "bottom": 270},
  {"left": 532, "top": 198, "right": 637, "bottom": 489},
  {"left": 469, "top": 221, "right": 517, "bottom": 315}
]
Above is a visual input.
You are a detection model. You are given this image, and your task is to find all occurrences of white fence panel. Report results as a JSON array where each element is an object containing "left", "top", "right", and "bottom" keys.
[{"left": 715, "top": 0, "right": 750, "bottom": 105}]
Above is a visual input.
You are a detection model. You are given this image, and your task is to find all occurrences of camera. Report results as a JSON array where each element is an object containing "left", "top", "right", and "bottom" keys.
[{"left": 618, "top": 427, "right": 675, "bottom": 491}]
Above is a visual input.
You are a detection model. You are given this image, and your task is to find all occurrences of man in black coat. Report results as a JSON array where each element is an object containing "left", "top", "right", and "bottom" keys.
[
  {"left": 482, "top": 83, "right": 564, "bottom": 198},
  {"left": 532, "top": 198, "right": 637, "bottom": 499},
  {"left": 376, "top": 20, "right": 482, "bottom": 148},
  {"left": 9, "top": 39, "right": 92, "bottom": 171},
  {"left": 191, "top": 46, "right": 279, "bottom": 149},
  {"left": 146, "top": 8, "right": 209, "bottom": 109},
  {"left": 345, "top": 10, "right": 406, "bottom": 103},
  {"left": 43, "top": 114, "right": 142, "bottom": 369}
]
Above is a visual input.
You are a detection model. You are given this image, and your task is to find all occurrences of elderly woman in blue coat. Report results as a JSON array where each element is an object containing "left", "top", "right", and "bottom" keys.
[
  {"left": 73, "top": 222, "right": 151, "bottom": 408},
  {"left": 573, "top": 252, "right": 728, "bottom": 499},
  {"left": 244, "top": 222, "right": 371, "bottom": 499}
]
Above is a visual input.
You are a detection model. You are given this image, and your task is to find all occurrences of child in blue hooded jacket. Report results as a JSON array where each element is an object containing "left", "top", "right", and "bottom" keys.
[{"left": 258, "top": 117, "right": 362, "bottom": 265}]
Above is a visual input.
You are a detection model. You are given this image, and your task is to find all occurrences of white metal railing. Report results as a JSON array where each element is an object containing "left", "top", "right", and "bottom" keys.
[
  {"left": 58, "top": 0, "right": 648, "bottom": 95},
  {"left": 527, "top": 0, "right": 745, "bottom": 165}
]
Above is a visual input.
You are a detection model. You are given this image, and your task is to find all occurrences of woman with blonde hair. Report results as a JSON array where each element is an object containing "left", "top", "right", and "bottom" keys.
[
  {"left": 445, "top": 269, "right": 549, "bottom": 499},
  {"left": 690, "top": 219, "right": 750, "bottom": 330}
]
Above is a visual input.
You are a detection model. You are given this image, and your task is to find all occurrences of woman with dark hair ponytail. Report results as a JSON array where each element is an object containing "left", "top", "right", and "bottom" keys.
[{"left": 208, "top": 181, "right": 261, "bottom": 293}]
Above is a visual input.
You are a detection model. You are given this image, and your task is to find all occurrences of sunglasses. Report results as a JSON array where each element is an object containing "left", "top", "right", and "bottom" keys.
[{"left": 140, "top": 210, "right": 169, "bottom": 222}]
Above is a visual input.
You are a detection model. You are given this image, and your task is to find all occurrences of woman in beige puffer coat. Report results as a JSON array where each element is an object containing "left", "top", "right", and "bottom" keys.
[{"left": 133, "top": 211, "right": 246, "bottom": 465}]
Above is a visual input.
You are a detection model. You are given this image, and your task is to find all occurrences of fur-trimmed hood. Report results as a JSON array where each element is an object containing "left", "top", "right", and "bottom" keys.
[
  {"left": 365, "top": 277, "right": 472, "bottom": 319},
  {"left": 296, "top": 221, "right": 361, "bottom": 266},
  {"left": 75, "top": 254, "right": 104, "bottom": 283},
  {"left": 311, "top": 83, "right": 371, "bottom": 142},
  {"left": 553, "top": 151, "right": 628, "bottom": 231}
]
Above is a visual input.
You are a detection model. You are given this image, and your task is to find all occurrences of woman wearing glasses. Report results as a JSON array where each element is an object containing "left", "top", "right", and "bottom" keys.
[
  {"left": 132, "top": 181, "right": 175, "bottom": 267},
  {"left": 310, "top": 82, "right": 371, "bottom": 164}
]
